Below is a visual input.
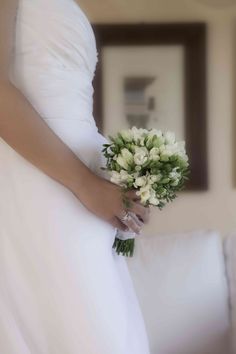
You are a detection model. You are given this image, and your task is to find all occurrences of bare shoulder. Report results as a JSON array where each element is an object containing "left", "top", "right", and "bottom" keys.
[{"left": 0, "top": 0, "right": 19, "bottom": 81}]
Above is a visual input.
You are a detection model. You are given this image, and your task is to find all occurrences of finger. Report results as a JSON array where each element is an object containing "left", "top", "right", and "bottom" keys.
[
  {"left": 122, "top": 215, "right": 142, "bottom": 234},
  {"left": 119, "top": 212, "right": 143, "bottom": 234},
  {"left": 127, "top": 202, "right": 150, "bottom": 224},
  {"left": 141, "top": 204, "right": 151, "bottom": 216},
  {"left": 135, "top": 201, "right": 151, "bottom": 213},
  {"left": 110, "top": 217, "right": 129, "bottom": 232},
  {"left": 129, "top": 211, "right": 144, "bottom": 228},
  {"left": 116, "top": 210, "right": 143, "bottom": 233}
]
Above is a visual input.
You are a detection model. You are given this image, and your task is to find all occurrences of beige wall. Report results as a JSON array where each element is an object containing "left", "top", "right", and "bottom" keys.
[{"left": 79, "top": 0, "right": 236, "bottom": 237}]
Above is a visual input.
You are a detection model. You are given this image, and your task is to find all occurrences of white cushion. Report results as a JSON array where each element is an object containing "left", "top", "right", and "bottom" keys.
[
  {"left": 223, "top": 233, "right": 236, "bottom": 354},
  {"left": 127, "top": 230, "right": 231, "bottom": 354}
]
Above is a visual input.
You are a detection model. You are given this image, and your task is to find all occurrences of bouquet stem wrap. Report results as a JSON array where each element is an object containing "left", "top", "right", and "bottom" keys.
[
  {"left": 113, "top": 232, "right": 136, "bottom": 257},
  {"left": 113, "top": 211, "right": 137, "bottom": 257}
]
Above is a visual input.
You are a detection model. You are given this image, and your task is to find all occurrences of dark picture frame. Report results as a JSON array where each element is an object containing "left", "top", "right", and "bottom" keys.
[{"left": 92, "top": 23, "right": 208, "bottom": 190}]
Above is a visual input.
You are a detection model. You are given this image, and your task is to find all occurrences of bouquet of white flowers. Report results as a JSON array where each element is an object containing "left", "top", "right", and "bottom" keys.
[{"left": 101, "top": 127, "right": 190, "bottom": 257}]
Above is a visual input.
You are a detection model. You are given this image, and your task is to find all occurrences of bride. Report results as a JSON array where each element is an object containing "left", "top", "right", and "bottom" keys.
[{"left": 0, "top": 0, "right": 151, "bottom": 353}]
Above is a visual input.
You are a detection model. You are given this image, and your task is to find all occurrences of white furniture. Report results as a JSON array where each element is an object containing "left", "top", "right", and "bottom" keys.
[{"left": 127, "top": 230, "right": 236, "bottom": 354}]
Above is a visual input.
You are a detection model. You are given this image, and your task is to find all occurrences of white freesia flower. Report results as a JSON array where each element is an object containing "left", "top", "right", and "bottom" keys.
[
  {"left": 147, "top": 174, "right": 162, "bottom": 184},
  {"left": 167, "top": 167, "right": 181, "bottom": 187},
  {"left": 136, "top": 185, "right": 159, "bottom": 205},
  {"left": 131, "top": 126, "right": 148, "bottom": 143},
  {"left": 176, "top": 141, "right": 185, "bottom": 152},
  {"left": 139, "top": 137, "right": 145, "bottom": 146},
  {"left": 136, "top": 184, "right": 151, "bottom": 204},
  {"left": 148, "top": 188, "right": 160, "bottom": 206},
  {"left": 134, "top": 176, "right": 147, "bottom": 188},
  {"left": 110, "top": 171, "right": 121, "bottom": 185},
  {"left": 159, "top": 144, "right": 175, "bottom": 158},
  {"left": 159, "top": 140, "right": 187, "bottom": 159},
  {"left": 160, "top": 153, "right": 170, "bottom": 161},
  {"left": 131, "top": 171, "right": 139, "bottom": 179},
  {"left": 138, "top": 128, "right": 149, "bottom": 136},
  {"left": 164, "top": 131, "right": 176, "bottom": 144},
  {"left": 120, "top": 170, "right": 133, "bottom": 182},
  {"left": 117, "top": 148, "right": 133, "bottom": 170},
  {"left": 134, "top": 147, "right": 149, "bottom": 165},
  {"left": 169, "top": 171, "right": 181, "bottom": 180},
  {"left": 171, "top": 179, "right": 180, "bottom": 187},
  {"left": 149, "top": 147, "right": 160, "bottom": 161},
  {"left": 110, "top": 170, "right": 133, "bottom": 185},
  {"left": 175, "top": 141, "right": 189, "bottom": 161},
  {"left": 148, "top": 129, "right": 162, "bottom": 138},
  {"left": 146, "top": 129, "right": 164, "bottom": 148},
  {"left": 178, "top": 152, "right": 188, "bottom": 162}
]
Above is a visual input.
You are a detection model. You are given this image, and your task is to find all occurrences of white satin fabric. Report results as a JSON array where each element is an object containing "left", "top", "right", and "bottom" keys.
[{"left": 0, "top": 0, "right": 150, "bottom": 353}]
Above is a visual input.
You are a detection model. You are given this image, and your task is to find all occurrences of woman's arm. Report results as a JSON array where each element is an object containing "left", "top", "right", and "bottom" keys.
[
  {"left": 0, "top": 0, "right": 96, "bottom": 195},
  {"left": 0, "top": 0, "right": 149, "bottom": 232}
]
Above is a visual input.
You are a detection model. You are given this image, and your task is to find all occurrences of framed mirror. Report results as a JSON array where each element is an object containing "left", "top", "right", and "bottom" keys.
[{"left": 93, "top": 23, "right": 208, "bottom": 190}]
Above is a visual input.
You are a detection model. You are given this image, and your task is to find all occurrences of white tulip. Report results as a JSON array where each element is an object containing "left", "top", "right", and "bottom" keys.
[
  {"left": 149, "top": 147, "right": 160, "bottom": 161},
  {"left": 116, "top": 156, "right": 129, "bottom": 170},
  {"left": 117, "top": 148, "right": 134, "bottom": 170},
  {"left": 121, "top": 148, "right": 133, "bottom": 163}
]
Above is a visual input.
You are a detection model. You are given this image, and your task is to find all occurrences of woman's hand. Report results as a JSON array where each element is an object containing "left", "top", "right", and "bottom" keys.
[{"left": 75, "top": 172, "right": 150, "bottom": 233}]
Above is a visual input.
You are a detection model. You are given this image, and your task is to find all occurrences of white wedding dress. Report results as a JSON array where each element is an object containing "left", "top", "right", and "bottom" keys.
[{"left": 0, "top": 0, "right": 150, "bottom": 353}]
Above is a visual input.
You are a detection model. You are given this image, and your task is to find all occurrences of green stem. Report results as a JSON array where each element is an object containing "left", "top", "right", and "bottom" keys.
[{"left": 112, "top": 237, "right": 135, "bottom": 257}]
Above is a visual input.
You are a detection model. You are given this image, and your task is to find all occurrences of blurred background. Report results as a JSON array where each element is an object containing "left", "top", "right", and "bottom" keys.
[{"left": 79, "top": 0, "right": 236, "bottom": 237}]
